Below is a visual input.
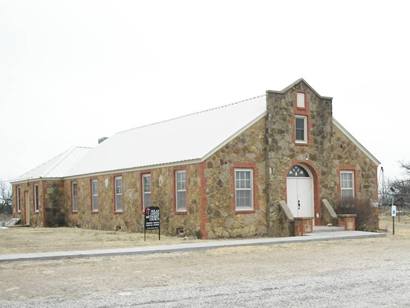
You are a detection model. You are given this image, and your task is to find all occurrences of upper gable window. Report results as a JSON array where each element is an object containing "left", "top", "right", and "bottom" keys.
[
  {"left": 297, "top": 93, "right": 305, "bottom": 109},
  {"left": 295, "top": 115, "right": 307, "bottom": 144}
]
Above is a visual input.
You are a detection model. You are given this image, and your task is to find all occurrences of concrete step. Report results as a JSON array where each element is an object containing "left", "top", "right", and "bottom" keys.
[{"left": 313, "top": 226, "right": 345, "bottom": 232}]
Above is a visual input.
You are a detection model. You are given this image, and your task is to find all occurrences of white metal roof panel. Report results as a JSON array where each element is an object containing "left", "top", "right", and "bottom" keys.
[
  {"left": 68, "top": 95, "right": 267, "bottom": 176},
  {"left": 13, "top": 147, "right": 92, "bottom": 182}
]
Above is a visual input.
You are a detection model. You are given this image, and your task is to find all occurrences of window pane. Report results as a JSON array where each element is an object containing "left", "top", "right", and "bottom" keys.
[
  {"left": 236, "top": 190, "right": 252, "bottom": 209},
  {"left": 176, "top": 191, "right": 186, "bottom": 210},
  {"left": 297, "top": 93, "right": 305, "bottom": 108},
  {"left": 143, "top": 175, "right": 151, "bottom": 193},
  {"left": 341, "top": 173, "right": 353, "bottom": 189},
  {"left": 92, "top": 196, "right": 98, "bottom": 211},
  {"left": 296, "top": 118, "right": 305, "bottom": 130},
  {"left": 34, "top": 186, "right": 39, "bottom": 210},
  {"left": 176, "top": 171, "right": 186, "bottom": 191},
  {"left": 72, "top": 183, "right": 78, "bottom": 211},
  {"left": 341, "top": 189, "right": 354, "bottom": 200},
  {"left": 236, "top": 171, "right": 251, "bottom": 189},
  {"left": 115, "top": 178, "right": 122, "bottom": 194},
  {"left": 144, "top": 193, "right": 152, "bottom": 208},
  {"left": 296, "top": 129, "right": 304, "bottom": 141},
  {"left": 93, "top": 181, "right": 97, "bottom": 194},
  {"left": 295, "top": 117, "right": 306, "bottom": 142},
  {"left": 115, "top": 195, "right": 122, "bottom": 211}
]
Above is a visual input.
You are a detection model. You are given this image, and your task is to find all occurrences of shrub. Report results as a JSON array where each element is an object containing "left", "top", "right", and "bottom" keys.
[{"left": 336, "top": 198, "right": 379, "bottom": 231}]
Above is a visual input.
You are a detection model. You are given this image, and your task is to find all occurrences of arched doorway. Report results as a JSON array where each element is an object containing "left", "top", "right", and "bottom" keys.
[{"left": 286, "top": 165, "right": 314, "bottom": 221}]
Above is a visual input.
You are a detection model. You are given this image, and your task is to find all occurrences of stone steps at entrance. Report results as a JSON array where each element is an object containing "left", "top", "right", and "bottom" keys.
[{"left": 313, "top": 226, "right": 345, "bottom": 232}]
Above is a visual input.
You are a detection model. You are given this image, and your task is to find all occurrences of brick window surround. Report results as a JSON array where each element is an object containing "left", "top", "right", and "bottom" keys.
[
  {"left": 230, "top": 162, "right": 258, "bottom": 214},
  {"left": 174, "top": 169, "right": 188, "bottom": 214}
]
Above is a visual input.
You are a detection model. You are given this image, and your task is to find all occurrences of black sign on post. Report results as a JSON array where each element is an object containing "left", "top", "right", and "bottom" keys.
[{"left": 144, "top": 206, "right": 160, "bottom": 241}]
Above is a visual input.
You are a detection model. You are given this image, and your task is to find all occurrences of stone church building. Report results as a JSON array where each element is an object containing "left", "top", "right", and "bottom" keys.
[{"left": 11, "top": 79, "right": 380, "bottom": 238}]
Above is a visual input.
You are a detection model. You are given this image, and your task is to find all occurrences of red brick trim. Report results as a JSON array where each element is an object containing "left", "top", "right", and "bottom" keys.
[
  {"left": 113, "top": 174, "right": 123, "bottom": 214},
  {"left": 294, "top": 91, "right": 310, "bottom": 115},
  {"left": 172, "top": 168, "right": 188, "bottom": 215},
  {"left": 199, "top": 162, "right": 209, "bottom": 239},
  {"left": 336, "top": 165, "right": 359, "bottom": 201},
  {"left": 284, "top": 160, "right": 321, "bottom": 225},
  {"left": 230, "top": 162, "right": 259, "bottom": 214},
  {"left": 292, "top": 91, "right": 313, "bottom": 146}
]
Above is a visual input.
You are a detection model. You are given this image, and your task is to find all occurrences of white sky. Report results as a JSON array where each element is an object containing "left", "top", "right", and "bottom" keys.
[{"left": 0, "top": 0, "right": 409, "bottom": 182}]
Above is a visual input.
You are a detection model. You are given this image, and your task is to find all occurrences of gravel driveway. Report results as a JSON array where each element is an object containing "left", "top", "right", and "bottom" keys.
[{"left": 1, "top": 216, "right": 409, "bottom": 307}]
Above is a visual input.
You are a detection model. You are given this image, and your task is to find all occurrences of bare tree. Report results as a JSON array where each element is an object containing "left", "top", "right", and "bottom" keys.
[
  {"left": 0, "top": 180, "right": 12, "bottom": 214},
  {"left": 400, "top": 162, "right": 410, "bottom": 175},
  {"left": 389, "top": 163, "right": 410, "bottom": 209}
]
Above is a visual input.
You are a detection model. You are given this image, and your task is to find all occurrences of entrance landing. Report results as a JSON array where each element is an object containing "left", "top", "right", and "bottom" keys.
[
  {"left": 0, "top": 230, "right": 385, "bottom": 263},
  {"left": 313, "top": 226, "right": 345, "bottom": 232}
]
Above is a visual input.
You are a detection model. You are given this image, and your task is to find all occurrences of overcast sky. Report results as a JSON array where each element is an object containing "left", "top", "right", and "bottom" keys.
[{"left": 0, "top": 0, "right": 409, "bottom": 184}]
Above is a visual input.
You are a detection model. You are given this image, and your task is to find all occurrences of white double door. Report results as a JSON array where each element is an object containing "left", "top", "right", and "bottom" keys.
[{"left": 286, "top": 177, "right": 314, "bottom": 219}]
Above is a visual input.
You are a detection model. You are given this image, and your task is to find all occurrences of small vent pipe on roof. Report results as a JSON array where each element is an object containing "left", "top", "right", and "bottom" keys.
[{"left": 98, "top": 137, "right": 108, "bottom": 144}]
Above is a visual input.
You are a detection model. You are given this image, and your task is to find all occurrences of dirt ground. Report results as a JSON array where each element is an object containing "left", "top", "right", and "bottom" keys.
[
  {"left": 0, "top": 215, "right": 409, "bottom": 307},
  {"left": 0, "top": 226, "right": 197, "bottom": 254}
]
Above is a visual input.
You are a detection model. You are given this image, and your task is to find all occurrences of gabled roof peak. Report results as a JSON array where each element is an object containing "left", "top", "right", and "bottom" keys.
[{"left": 267, "top": 78, "right": 333, "bottom": 100}]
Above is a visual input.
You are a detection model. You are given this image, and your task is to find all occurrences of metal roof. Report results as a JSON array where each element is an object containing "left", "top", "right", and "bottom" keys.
[
  {"left": 13, "top": 85, "right": 380, "bottom": 181},
  {"left": 12, "top": 146, "right": 92, "bottom": 183},
  {"left": 68, "top": 95, "right": 267, "bottom": 177}
]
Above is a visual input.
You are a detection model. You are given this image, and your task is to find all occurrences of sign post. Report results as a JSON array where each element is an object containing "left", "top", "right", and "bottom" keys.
[
  {"left": 391, "top": 204, "right": 397, "bottom": 235},
  {"left": 144, "top": 206, "right": 160, "bottom": 241}
]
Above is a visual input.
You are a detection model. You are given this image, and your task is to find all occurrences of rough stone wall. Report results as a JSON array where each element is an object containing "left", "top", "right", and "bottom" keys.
[
  {"left": 265, "top": 80, "right": 379, "bottom": 229},
  {"left": 12, "top": 182, "right": 43, "bottom": 226},
  {"left": 203, "top": 118, "right": 268, "bottom": 238},
  {"left": 12, "top": 180, "right": 65, "bottom": 227},
  {"left": 332, "top": 125, "right": 378, "bottom": 202},
  {"left": 266, "top": 82, "right": 334, "bottom": 227},
  {"left": 11, "top": 81, "right": 379, "bottom": 238},
  {"left": 64, "top": 164, "right": 201, "bottom": 236}
]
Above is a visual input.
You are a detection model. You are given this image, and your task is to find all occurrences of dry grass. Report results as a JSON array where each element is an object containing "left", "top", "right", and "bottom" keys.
[
  {"left": 379, "top": 213, "right": 410, "bottom": 238},
  {"left": 1, "top": 214, "right": 409, "bottom": 255},
  {"left": 0, "top": 227, "right": 197, "bottom": 254}
]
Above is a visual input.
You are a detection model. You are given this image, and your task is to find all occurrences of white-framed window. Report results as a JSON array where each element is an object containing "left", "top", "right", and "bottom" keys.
[
  {"left": 34, "top": 184, "right": 40, "bottom": 213},
  {"left": 91, "top": 179, "right": 98, "bottom": 212},
  {"left": 340, "top": 171, "right": 355, "bottom": 200},
  {"left": 142, "top": 174, "right": 152, "bottom": 210},
  {"left": 297, "top": 92, "right": 305, "bottom": 108},
  {"left": 17, "top": 186, "right": 21, "bottom": 213},
  {"left": 295, "top": 115, "right": 307, "bottom": 144},
  {"left": 72, "top": 182, "right": 78, "bottom": 212},
  {"left": 175, "top": 170, "right": 187, "bottom": 212},
  {"left": 114, "top": 176, "right": 123, "bottom": 212},
  {"left": 234, "top": 169, "right": 254, "bottom": 211}
]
